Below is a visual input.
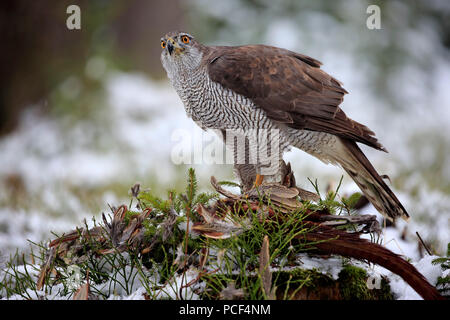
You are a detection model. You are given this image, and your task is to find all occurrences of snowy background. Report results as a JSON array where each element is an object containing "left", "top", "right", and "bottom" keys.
[{"left": 0, "top": 0, "right": 449, "bottom": 299}]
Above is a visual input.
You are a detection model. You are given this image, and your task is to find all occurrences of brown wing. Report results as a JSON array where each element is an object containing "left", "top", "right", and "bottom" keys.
[{"left": 205, "top": 45, "right": 386, "bottom": 151}]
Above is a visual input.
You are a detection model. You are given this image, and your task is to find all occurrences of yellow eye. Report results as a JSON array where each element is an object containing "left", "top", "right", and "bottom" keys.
[
  {"left": 161, "top": 40, "right": 166, "bottom": 49},
  {"left": 181, "top": 35, "right": 190, "bottom": 44}
]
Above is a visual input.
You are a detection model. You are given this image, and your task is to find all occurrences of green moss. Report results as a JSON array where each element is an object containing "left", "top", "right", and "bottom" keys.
[
  {"left": 377, "top": 277, "right": 395, "bottom": 300},
  {"left": 338, "top": 264, "right": 393, "bottom": 300},
  {"left": 141, "top": 219, "right": 157, "bottom": 242},
  {"left": 338, "top": 265, "right": 370, "bottom": 299},
  {"left": 275, "top": 268, "right": 335, "bottom": 289},
  {"left": 272, "top": 268, "right": 339, "bottom": 300}
]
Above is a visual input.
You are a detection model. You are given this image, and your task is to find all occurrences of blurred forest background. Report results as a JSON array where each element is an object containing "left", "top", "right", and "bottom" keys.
[{"left": 0, "top": 0, "right": 449, "bottom": 261}]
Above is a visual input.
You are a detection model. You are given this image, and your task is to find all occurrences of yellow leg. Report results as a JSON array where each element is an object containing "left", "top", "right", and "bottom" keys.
[{"left": 254, "top": 174, "right": 264, "bottom": 187}]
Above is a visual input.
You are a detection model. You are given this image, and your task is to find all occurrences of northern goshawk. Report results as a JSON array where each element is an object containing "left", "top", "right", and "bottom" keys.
[{"left": 160, "top": 31, "right": 409, "bottom": 222}]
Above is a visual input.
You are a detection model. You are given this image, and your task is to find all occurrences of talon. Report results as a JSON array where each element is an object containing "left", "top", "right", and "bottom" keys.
[{"left": 254, "top": 174, "right": 264, "bottom": 187}]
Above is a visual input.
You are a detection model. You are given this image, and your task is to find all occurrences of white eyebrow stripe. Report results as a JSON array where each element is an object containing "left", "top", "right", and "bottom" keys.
[{"left": 179, "top": 33, "right": 193, "bottom": 39}]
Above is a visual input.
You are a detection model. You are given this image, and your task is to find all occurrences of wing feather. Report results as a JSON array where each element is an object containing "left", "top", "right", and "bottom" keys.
[{"left": 205, "top": 45, "right": 385, "bottom": 151}]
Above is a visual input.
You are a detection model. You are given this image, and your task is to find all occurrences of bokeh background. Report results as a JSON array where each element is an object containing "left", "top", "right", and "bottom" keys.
[{"left": 0, "top": 0, "right": 449, "bottom": 262}]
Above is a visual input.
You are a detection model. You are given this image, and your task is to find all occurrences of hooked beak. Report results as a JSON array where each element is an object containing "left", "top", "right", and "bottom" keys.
[
  {"left": 167, "top": 42, "right": 174, "bottom": 55},
  {"left": 166, "top": 37, "right": 181, "bottom": 55}
]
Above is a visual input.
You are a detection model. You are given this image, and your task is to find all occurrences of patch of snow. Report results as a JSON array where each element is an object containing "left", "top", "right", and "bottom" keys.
[{"left": 373, "top": 255, "right": 444, "bottom": 300}]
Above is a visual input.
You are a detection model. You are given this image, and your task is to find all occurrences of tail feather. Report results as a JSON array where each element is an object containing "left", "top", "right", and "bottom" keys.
[{"left": 338, "top": 139, "right": 409, "bottom": 222}]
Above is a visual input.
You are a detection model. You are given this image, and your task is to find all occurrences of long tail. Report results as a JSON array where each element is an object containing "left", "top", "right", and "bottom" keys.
[{"left": 337, "top": 138, "right": 409, "bottom": 222}]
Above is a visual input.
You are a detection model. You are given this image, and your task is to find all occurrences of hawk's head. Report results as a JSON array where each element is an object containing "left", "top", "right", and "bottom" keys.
[{"left": 160, "top": 31, "right": 204, "bottom": 77}]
